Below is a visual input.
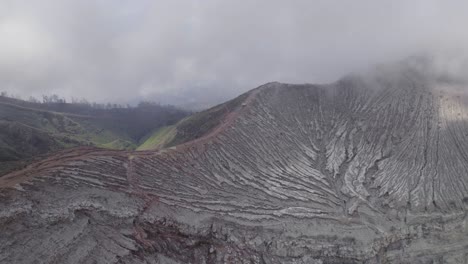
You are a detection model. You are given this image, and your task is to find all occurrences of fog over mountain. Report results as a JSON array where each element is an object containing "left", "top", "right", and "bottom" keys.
[
  {"left": 5, "top": 56, "right": 468, "bottom": 263},
  {"left": 4, "top": 2, "right": 468, "bottom": 262},
  {"left": 1, "top": 0, "right": 468, "bottom": 108}
]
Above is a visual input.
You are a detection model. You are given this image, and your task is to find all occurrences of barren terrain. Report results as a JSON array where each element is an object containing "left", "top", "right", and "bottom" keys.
[{"left": 1, "top": 64, "right": 468, "bottom": 263}]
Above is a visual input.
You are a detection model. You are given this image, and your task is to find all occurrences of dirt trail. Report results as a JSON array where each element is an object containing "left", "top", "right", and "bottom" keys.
[
  {"left": 173, "top": 88, "right": 261, "bottom": 152},
  {"left": 0, "top": 101, "right": 100, "bottom": 119}
]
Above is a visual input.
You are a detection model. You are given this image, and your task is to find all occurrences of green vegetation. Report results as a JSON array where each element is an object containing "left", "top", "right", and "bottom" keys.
[
  {"left": 137, "top": 125, "right": 177, "bottom": 150},
  {"left": 1, "top": 89, "right": 249, "bottom": 174},
  {"left": 0, "top": 95, "right": 188, "bottom": 175},
  {"left": 137, "top": 92, "right": 249, "bottom": 150}
]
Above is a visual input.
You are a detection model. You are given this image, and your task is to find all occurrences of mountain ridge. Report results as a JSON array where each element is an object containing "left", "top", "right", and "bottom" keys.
[{"left": 2, "top": 61, "right": 468, "bottom": 263}]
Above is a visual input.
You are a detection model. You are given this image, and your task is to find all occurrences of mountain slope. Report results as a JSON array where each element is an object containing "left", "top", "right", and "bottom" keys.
[
  {"left": 137, "top": 90, "right": 251, "bottom": 150},
  {"left": 0, "top": 98, "right": 188, "bottom": 175},
  {"left": 1, "top": 60, "right": 468, "bottom": 263},
  {"left": 136, "top": 125, "right": 177, "bottom": 150}
]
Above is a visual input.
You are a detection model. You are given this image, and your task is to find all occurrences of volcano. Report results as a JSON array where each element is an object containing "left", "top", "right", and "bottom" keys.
[{"left": 1, "top": 59, "right": 468, "bottom": 263}]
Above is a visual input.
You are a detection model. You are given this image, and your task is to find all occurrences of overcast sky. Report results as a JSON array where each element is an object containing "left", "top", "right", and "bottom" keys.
[{"left": 1, "top": 0, "right": 468, "bottom": 108}]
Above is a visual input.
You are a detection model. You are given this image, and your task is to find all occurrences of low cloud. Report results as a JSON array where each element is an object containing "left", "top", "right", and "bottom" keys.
[{"left": 1, "top": 0, "right": 468, "bottom": 108}]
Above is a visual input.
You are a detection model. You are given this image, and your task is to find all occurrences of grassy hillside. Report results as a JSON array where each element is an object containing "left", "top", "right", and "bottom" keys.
[
  {"left": 136, "top": 125, "right": 177, "bottom": 150},
  {"left": 0, "top": 96, "right": 188, "bottom": 175},
  {"left": 138, "top": 91, "right": 249, "bottom": 150}
]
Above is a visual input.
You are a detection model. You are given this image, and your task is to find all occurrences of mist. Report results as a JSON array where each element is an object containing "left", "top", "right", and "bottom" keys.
[{"left": 1, "top": 0, "right": 468, "bottom": 109}]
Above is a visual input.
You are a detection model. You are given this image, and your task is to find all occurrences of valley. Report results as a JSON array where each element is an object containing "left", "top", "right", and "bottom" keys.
[{"left": 0, "top": 96, "right": 188, "bottom": 175}]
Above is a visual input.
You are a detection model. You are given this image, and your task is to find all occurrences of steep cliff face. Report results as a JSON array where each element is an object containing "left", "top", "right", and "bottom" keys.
[{"left": 2, "top": 63, "right": 468, "bottom": 263}]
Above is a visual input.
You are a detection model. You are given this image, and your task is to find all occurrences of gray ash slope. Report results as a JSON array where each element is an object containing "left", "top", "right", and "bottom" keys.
[{"left": 2, "top": 60, "right": 468, "bottom": 263}]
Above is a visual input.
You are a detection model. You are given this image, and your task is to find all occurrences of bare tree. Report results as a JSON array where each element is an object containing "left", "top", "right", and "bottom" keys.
[{"left": 28, "top": 96, "right": 40, "bottom": 103}]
